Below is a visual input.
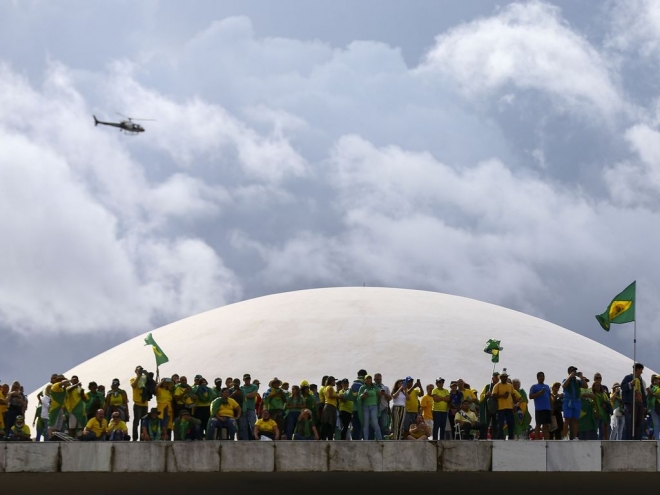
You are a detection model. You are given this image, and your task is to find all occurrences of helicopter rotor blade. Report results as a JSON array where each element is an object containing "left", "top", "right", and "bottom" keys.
[{"left": 128, "top": 117, "right": 156, "bottom": 121}]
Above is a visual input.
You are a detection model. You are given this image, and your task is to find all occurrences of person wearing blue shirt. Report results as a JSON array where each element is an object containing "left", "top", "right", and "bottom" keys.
[
  {"left": 562, "top": 366, "right": 586, "bottom": 440},
  {"left": 529, "top": 371, "right": 552, "bottom": 440}
]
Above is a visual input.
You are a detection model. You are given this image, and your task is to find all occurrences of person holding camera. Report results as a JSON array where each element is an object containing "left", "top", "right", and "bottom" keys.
[
  {"left": 561, "top": 366, "right": 586, "bottom": 440},
  {"left": 130, "top": 366, "right": 149, "bottom": 441}
]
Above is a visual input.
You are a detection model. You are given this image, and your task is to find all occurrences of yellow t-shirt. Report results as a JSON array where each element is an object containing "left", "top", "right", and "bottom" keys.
[
  {"left": 319, "top": 386, "right": 326, "bottom": 404},
  {"left": 217, "top": 398, "right": 240, "bottom": 417},
  {"left": 156, "top": 387, "right": 172, "bottom": 405},
  {"left": 455, "top": 410, "right": 477, "bottom": 424},
  {"left": 492, "top": 383, "right": 521, "bottom": 410},
  {"left": 107, "top": 420, "right": 128, "bottom": 433},
  {"left": 431, "top": 388, "right": 449, "bottom": 412},
  {"left": 173, "top": 386, "right": 195, "bottom": 407},
  {"left": 255, "top": 418, "right": 278, "bottom": 433},
  {"left": 461, "top": 388, "right": 476, "bottom": 403},
  {"left": 406, "top": 388, "right": 422, "bottom": 413},
  {"left": 130, "top": 377, "right": 147, "bottom": 407},
  {"left": 107, "top": 389, "right": 125, "bottom": 406},
  {"left": 11, "top": 424, "right": 30, "bottom": 437},
  {"left": 324, "top": 386, "right": 338, "bottom": 408},
  {"left": 339, "top": 390, "right": 354, "bottom": 413},
  {"left": 85, "top": 418, "right": 108, "bottom": 438},
  {"left": 420, "top": 394, "right": 434, "bottom": 420}
]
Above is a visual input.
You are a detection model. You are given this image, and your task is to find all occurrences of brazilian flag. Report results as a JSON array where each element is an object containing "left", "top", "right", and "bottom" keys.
[
  {"left": 484, "top": 339, "right": 502, "bottom": 363},
  {"left": 144, "top": 333, "right": 169, "bottom": 367},
  {"left": 595, "top": 281, "right": 635, "bottom": 331}
]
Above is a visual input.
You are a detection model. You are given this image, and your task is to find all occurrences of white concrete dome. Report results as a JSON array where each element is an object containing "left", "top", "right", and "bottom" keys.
[{"left": 29, "top": 287, "right": 644, "bottom": 417}]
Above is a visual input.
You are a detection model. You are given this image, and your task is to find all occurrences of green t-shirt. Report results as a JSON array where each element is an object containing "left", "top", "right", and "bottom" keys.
[
  {"left": 266, "top": 388, "right": 286, "bottom": 410},
  {"left": 358, "top": 385, "right": 379, "bottom": 406},
  {"left": 240, "top": 384, "right": 258, "bottom": 411}
]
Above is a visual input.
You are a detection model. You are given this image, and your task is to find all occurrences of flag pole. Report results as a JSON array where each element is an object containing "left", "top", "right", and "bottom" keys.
[{"left": 632, "top": 318, "right": 637, "bottom": 439}]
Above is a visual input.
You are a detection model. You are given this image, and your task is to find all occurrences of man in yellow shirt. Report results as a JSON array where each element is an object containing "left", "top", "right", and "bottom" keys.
[
  {"left": 130, "top": 366, "right": 149, "bottom": 442},
  {"left": 420, "top": 384, "right": 434, "bottom": 434},
  {"left": 254, "top": 409, "right": 280, "bottom": 440},
  {"left": 404, "top": 377, "right": 424, "bottom": 432},
  {"left": 320, "top": 376, "right": 338, "bottom": 440},
  {"left": 81, "top": 409, "right": 108, "bottom": 441},
  {"left": 208, "top": 388, "right": 241, "bottom": 440},
  {"left": 455, "top": 400, "right": 487, "bottom": 439},
  {"left": 492, "top": 372, "right": 521, "bottom": 440},
  {"left": 431, "top": 377, "right": 450, "bottom": 440}
]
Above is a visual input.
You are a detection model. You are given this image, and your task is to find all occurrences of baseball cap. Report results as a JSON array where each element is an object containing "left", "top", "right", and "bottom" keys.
[{"left": 405, "top": 376, "right": 413, "bottom": 382}]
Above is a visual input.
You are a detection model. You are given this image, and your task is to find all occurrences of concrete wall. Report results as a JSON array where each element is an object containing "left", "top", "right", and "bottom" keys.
[{"left": 0, "top": 441, "right": 659, "bottom": 473}]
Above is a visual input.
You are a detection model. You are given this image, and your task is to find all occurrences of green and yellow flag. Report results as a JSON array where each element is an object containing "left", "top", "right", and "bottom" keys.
[
  {"left": 144, "top": 333, "right": 169, "bottom": 367},
  {"left": 484, "top": 339, "right": 502, "bottom": 363},
  {"left": 595, "top": 281, "right": 635, "bottom": 331}
]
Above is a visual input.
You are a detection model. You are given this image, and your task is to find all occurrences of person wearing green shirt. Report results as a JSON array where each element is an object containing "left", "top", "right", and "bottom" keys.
[
  {"left": 301, "top": 381, "right": 318, "bottom": 427},
  {"left": 240, "top": 374, "right": 259, "bottom": 440},
  {"left": 265, "top": 378, "right": 287, "bottom": 433},
  {"left": 358, "top": 375, "right": 382, "bottom": 440},
  {"left": 173, "top": 409, "right": 202, "bottom": 440},
  {"left": 192, "top": 378, "right": 214, "bottom": 438}
]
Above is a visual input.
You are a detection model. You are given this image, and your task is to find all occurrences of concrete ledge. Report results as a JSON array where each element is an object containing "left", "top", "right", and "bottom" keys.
[
  {"left": 221, "top": 441, "right": 274, "bottom": 472},
  {"left": 329, "top": 442, "right": 383, "bottom": 471},
  {"left": 0, "top": 443, "right": 5, "bottom": 473},
  {"left": 6, "top": 442, "right": 59, "bottom": 473},
  {"left": 439, "top": 441, "right": 491, "bottom": 471},
  {"left": 602, "top": 441, "right": 656, "bottom": 472},
  {"left": 61, "top": 442, "right": 112, "bottom": 472},
  {"left": 275, "top": 441, "right": 329, "bottom": 472},
  {"left": 167, "top": 441, "right": 221, "bottom": 472},
  {"left": 383, "top": 441, "right": 437, "bottom": 472},
  {"left": 493, "top": 441, "right": 546, "bottom": 471},
  {"left": 547, "top": 441, "right": 601, "bottom": 471},
  {"left": 112, "top": 442, "right": 168, "bottom": 472}
]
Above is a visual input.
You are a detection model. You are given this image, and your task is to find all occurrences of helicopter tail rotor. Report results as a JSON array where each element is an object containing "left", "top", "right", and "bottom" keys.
[{"left": 93, "top": 115, "right": 99, "bottom": 126}]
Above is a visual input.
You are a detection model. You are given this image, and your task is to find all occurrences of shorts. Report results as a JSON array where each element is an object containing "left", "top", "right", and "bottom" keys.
[
  {"left": 562, "top": 399, "right": 581, "bottom": 419},
  {"left": 535, "top": 409, "right": 552, "bottom": 425},
  {"left": 68, "top": 414, "right": 82, "bottom": 429}
]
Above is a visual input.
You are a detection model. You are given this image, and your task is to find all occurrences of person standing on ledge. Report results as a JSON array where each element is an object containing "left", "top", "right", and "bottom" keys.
[
  {"left": 529, "top": 371, "right": 552, "bottom": 440},
  {"left": 621, "top": 362, "right": 646, "bottom": 440}
]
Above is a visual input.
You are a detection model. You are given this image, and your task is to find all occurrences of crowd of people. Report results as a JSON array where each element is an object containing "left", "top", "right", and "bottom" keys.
[{"left": 0, "top": 363, "right": 658, "bottom": 442}]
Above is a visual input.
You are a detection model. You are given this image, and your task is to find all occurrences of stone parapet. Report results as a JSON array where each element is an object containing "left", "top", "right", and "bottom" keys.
[{"left": 2, "top": 441, "right": 660, "bottom": 473}]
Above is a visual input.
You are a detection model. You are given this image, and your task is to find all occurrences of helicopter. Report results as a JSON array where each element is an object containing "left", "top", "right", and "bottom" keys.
[{"left": 93, "top": 113, "right": 154, "bottom": 134}]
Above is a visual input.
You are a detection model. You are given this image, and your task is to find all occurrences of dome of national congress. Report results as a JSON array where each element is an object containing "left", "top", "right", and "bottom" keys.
[{"left": 28, "top": 287, "right": 643, "bottom": 414}]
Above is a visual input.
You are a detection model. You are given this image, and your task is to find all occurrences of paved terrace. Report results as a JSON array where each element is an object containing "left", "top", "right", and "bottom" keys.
[{"left": 1, "top": 441, "right": 659, "bottom": 473}]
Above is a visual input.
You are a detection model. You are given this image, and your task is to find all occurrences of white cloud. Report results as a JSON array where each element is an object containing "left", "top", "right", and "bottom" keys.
[
  {"left": 0, "top": 62, "right": 243, "bottom": 334},
  {"left": 604, "top": 123, "right": 660, "bottom": 208},
  {"left": 241, "top": 135, "right": 615, "bottom": 310},
  {"left": 608, "top": 0, "right": 660, "bottom": 59},
  {"left": 418, "top": 1, "right": 623, "bottom": 118}
]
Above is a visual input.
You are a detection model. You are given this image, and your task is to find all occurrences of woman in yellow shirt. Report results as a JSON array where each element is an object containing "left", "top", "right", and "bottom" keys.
[{"left": 104, "top": 379, "right": 129, "bottom": 423}]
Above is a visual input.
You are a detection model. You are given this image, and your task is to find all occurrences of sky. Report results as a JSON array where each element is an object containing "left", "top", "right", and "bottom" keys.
[{"left": 2, "top": 0, "right": 660, "bottom": 392}]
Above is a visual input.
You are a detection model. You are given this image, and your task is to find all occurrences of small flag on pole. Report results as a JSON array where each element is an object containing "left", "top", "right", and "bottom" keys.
[
  {"left": 484, "top": 339, "right": 502, "bottom": 363},
  {"left": 595, "top": 281, "right": 636, "bottom": 331},
  {"left": 144, "top": 333, "right": 169, "bottom": 367}
]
